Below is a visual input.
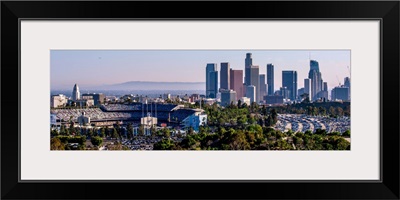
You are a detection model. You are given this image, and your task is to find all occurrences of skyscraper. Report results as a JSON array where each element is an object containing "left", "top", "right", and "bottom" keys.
[
  {"left": 267, "top": 63, "right": 274, "bottom": 95},
  {"left": 244, "top": 53, "right": 253, "bottom": 86},
  {"left": 206, "top": 63, "right": 218, "bottom": 98},
  {"left": 323, "top": 82, "right": 328, "bottom": 91},
  {"left": 220, "top": 62, "right": 230, "bottom": 90},
  {"left": 344, "top": 77, "right": 350, "bottom": 100},
  {"left": 304, "top": 78, "right": 311, "bottom": 98},
  {"left": 282, "top": 71, "right": 297, "bottom": 100},
  {"left": 230, "top": 69, "right": 244, "bottom": 100},
  {"left": 259, "top": 74, "right": 267, "bottom": 101},
  {"left": 244, "top": 53, "right": 259, "bottom": 102},
  {"left": 308, "top": 60, "right": 323, "bottom": 100},
  {"left": 245, "top": 53, "right": 252, "bottom": 68},
  {"left": 250, "top": 65, "right": 260, "bottom": 102},
  {"left": 331, "top": 86, "right": 349, "bottom": 101},
  {"left": 246, "top": 85, "right": 256, "bottom": 103},
  {"left": 221, "top": 90, "right": 236, "bottom": 107},
  {"left": 72, "top": 83, "right": 80, "bottom": 101}
]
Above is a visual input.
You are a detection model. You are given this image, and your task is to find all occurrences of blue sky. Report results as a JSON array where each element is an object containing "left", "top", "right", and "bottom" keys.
[{"left": 51, "top": 50, "right": 350, "bottom": 92}]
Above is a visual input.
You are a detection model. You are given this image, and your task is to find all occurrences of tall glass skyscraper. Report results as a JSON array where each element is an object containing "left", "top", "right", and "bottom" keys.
[
  {"left": 244, "top": 53, "right": 253, "bottom": 86},
  {"left": 267, "top": 63, "right": 274, "bottom": 95},
  {"left": 282, "top": 71, "right": 297, "bottom": 100},
  {"left": 244, "top": 53, "right": 260, "bottom": 102},
  {"left": 206, "top": 63, "right": 218, "bottom": 98},
  {"left": 308, "top": 60, "right": 323, "bottom": 100},
  {"left": 220, "top": 62, "right": 230, "bottom": 90},
  {"left": 259, "top": 74, "right": 267, "bottom": 100}
]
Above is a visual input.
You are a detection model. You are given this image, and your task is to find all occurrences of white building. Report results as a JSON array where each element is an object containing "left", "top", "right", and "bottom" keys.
[
  {"left": 77, "top": 111, "right": 90, "bottom": 125},
  {"left": 180, "top": 109, "right": 207, "bottom": 132},
  {"left": 239, "top": 97, "right": 251, "bottom": 106},
  {"left": 72, "top": 83, "right": 81, "bottom": 101},
  {"left": 50, "top": 94, "right": 68, "bottom": 108}
]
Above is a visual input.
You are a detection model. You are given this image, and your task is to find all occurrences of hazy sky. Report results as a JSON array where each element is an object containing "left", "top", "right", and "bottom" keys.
[{"left": 51, "top": 50, "right": 350, "bottom": 91}]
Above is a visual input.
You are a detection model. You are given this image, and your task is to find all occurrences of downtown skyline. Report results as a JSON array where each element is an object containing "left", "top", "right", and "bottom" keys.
[{"left": 51, "top": 50, "right": 350, "bottom": 92}]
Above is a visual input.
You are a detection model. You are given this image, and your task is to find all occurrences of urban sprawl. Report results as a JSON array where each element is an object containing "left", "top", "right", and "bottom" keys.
[{"left": 50, "top": 52, "right": 351, "bottom": 150}]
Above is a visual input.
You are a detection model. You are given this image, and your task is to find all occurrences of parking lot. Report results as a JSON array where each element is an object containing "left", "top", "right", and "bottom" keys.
[{"left": 275, "top": 114, "right": 350, "bottom": 133}]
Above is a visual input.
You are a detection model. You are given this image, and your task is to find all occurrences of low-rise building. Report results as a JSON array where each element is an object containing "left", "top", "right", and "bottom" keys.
[{"left": 50, "top": 94, "right": 68, "bottom": 108}]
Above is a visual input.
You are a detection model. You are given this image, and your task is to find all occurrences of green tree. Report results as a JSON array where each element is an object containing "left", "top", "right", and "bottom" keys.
[
  {"left": 100, "top": 127, "right": 106, "bottom": 138},
  {"left": 50, "top": 137, "right": 64, "bottom": 150},
  {"left": 91, "top": 136, "right": 103, "bottom": 146},
  {"left": 127, "top": 123, "right": 133, "bottom": 139},
  {"left": 163, "top": 128, "right": 171, "bottom": 138},
  {"left": 112, "top": 128, "right": 119, "bottom": 139},
  {"left": 342, "top": 130, "right": 350, "bottom": 137}
]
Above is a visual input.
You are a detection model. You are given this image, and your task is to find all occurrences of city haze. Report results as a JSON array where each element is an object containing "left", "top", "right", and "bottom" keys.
[{"left": 51, "top": 50, "right": 350, "bottom": 92}]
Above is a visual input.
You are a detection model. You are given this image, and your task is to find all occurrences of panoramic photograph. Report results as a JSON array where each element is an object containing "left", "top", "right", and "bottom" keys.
[{"left": 50, "top": 50, "right": 351, "bottom": 151}]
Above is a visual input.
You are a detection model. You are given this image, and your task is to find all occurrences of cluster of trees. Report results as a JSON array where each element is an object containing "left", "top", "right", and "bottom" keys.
[
  {"left": 154, "top": 125, "right": 350, "bottom": 150},
  {"left": 50, "top": 135, "right": 87, "bottom": 150},
  {"left": 268, "top": 103, "right": 350, "bottom": 117}
]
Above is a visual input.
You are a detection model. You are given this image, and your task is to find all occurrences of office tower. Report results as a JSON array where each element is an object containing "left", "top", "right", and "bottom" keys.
[
  {"left": 245, "top": 53, "right": 253, "bottom": 68},
  {"left": 244, "top": 53, "right": 253, "bottom": 85},
  {"left": 308, "top": 60, "right": 323, "bottom": 100},
  {"left": 230, "top": 69, "right": 244, "bottom": 99},
  {"left": 298, "top": 88, "right": 305, "bottom": 97},
  {"left": 259, "top": 74, "right": 267, "bottom": 101},
  {"left": 264, "top": 95, "right": 284, "bottom": 105},
  {"left": 282, "top": 70, "right": 298, "bottom": 100},
  {"left": 82, "top": 93, "right": 106, "bottom": 106},
  {"left": 344, "top": 77, "right": 350, "bottom": 88},
  {"left": 72, "top": 83, "right": 80, "bottom": 101},
  {"left": 221, "top": 90, "right": 237, "bottom": 107},
  {"left": 344, "top": 77, "right": 350, "bottom": 100},
  {"left": 206, "top": 63, "right": 218, "bottom": 98},
  {"left": 304, "top": 78, "right": 311, "bottom": 98},
  {"left": 323, "top": 82, "right": 328, "bottom": 91},
  {"left": 280, "top": 87, "right": 290, "bottom": 99},
  {"left": 267, "top": 63, "right": 274, "bottom": 95},
  {"left": 243, "top": 53, "right": 260, "bottom": 102},
  {"left": 246, "top": 85, "right": 256, "bottom": 103},
  {"left": 220, "top": 62, "right": 230, "bottom": 90},
  {"left": 250, "top": 66, "right": 260, "bottom": 102},
  {"left": 331, "top": 86, "right": 349, "bottom": 101}
]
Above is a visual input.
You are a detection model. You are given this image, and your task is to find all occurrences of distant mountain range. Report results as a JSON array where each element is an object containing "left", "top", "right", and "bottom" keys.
[{"left": 92, "top": 81, "right": 206, "bottom": 90}]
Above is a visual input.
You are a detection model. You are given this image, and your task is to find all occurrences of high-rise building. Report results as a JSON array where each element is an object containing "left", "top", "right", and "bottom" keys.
[
  {"left": 344, "top": 77, "right": 350, "bottom": 100},
  {"left": 264, "top": 95, "right": 284, "bottom": 105},
  {"left": 344, "top": 77, "right": 350, "bottom": 88},
  {"left": 220, "top": 62, "right": 230, "bottom": 90},
  {"left": 331, "top": 86, "right": 349, "bottom": 101},
  {"left": 304, "top": 78, "right": 311, "bottom": 98},
  {"left": 282, "top": 71, "right": 297, "bottom": 100},
  {"left": 246, "top": 85, "right": 256, "bottom": 103},
  {"left": 244, "top": 53, "right": 253, "bottom": 86},
  {"left": 323, "top": 82, "right": 328, "bottom": 91},
  {"left": 221, "top": 90, "right": 237, "bottom": 107},
  {"left": 245, "top": 53, "right": 253, "bottom": 68},
  {"left": 267, "top": 64, "right": 274, "bottom": 95},
  {"left": 259, "top": 74, "right": 267, "bottom": 101},
  {"left": 230, "top": 69, "right": 244, "bottom": 100},
  {"left": 72, "top": 83, "right": 80, "bottom": 101},
  {"left": 250, "top": 66, "right": 260, "bottom": 102},
  {"left": 298, "top": 88, "right": 305, "bottom": 97},
  {"left": 206, "top": 63, "right": 218, "bottom": 98},
  {"left": 308, "top": 60, "right": 323, "bottom": 101},
  {"left": 280, "top": 87, "right": 290, "bottom": 99}
]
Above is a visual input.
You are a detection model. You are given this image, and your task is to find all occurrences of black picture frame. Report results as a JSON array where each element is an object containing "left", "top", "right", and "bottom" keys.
[{"left": 1, "top": 1, "right": 399, "bottom": 200}]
